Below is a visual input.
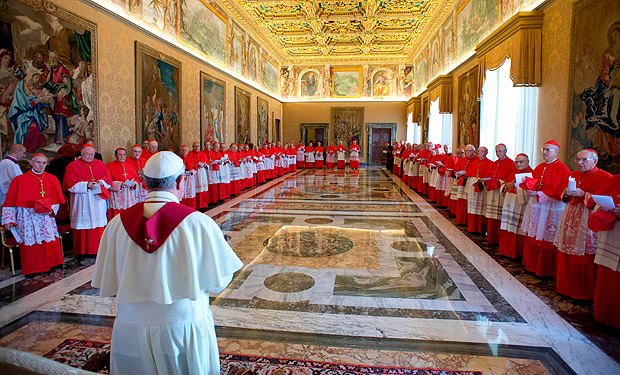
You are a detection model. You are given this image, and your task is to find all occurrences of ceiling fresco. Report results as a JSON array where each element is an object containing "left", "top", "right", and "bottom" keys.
[{"left": 222, "top": 0, "right": 454, "bottom": 64}]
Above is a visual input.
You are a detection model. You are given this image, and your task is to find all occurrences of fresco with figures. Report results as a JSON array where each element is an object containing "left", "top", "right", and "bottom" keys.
[
  {"left": 332, "top": 68, "right": 361, "bottom": 98},
  {"left": 179, "top": 0, "right": 227, "bottom": 66},
  {"left": 200, "top": 72, "right": 225, "bottom": 144},
  {"left": 0, "top": 0, "right": 97, "bottom": 156},
  {"left": 96, "top": 0, "right": 279, "bottom": 96},
  {"left": 135, "top": 42, "right": 181, "bottom": 152},
  {"left": 567, "top": 0, "right": 620, "bottom": 174},
  {"left": 457, "top": 0, "right": 499, "bottom": 58},
  {"left": 414, "top": 52, "right": 428, "bottom": 95}
]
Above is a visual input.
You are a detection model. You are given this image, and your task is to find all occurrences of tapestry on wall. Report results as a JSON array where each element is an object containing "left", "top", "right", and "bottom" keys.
[
  {"left": 200, "top": 72, "right": 225, "bottom": 145},
  {"left": 235, "top": 87, "right": 251, "bottom": 145},
  {"left": 332, "top": 68, "right": 361, "bottom": 98},
  {"left": 567, "top": 0, "right": 620, "bottom": 174},
  {"left": 457, "top": 67, "right": 480, "bottom": 148},
  {"left": 332, "top": 107, "right": 364, "bottom": 156},
  {"left": 257, "top": 97, "right": 269, "bottom": 146},
  {"left": 414, "top": 51, "right": 428, "bottom": 95},
  {"left": 422, "top": 97, "right": 430, "bottom": 144},
  {"left": 135, "top": 42, "right": 181, "bottom": 152},
  {"left": 0, "top": 0, "right": 97, "bottom": 155}
]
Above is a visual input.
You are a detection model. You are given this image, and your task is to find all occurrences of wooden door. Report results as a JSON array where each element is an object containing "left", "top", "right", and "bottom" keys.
[
  {"left": 315, "top": 128, "right": 325, "bottom": 144},
  {"left": 371, "top": 128, "right": 391, "bottom": 166}
]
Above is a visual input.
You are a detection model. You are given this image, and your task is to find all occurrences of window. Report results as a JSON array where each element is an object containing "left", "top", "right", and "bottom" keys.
[
  {"left": 406, "top": 112, "right": 422, "bottom": 144},
  {"left": 479, "top": 58, "right": 538, "bottom": 159},
  {"left": 428, "top": 99, "right": 453, "bottom": 146}
]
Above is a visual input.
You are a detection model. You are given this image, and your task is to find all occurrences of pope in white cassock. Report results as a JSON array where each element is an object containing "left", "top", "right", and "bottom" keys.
[{"left": 92, "top": 151, "right": 243, "bottom": 375}]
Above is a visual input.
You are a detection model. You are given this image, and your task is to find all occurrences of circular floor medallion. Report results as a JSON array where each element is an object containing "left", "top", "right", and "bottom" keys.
[
  {"left": 265, "top": 229, "right": 354, "bottom": 257},
  {"left": 305, "top": 218, "right": 334, "bottom": 224},
  {"left": 391, "top": 240, "right": 428, "bottom": 252},
  {"left": 264, "top": 272, "right": 315, "bottom": 293}
]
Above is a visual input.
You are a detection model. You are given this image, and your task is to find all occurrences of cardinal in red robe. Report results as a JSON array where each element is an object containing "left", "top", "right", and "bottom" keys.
[
  {"left": 483, "top": 144, "right": 518, "bottom": 243},
  {"left": 554, "top": 149, "right": 611, "bottom": 299},
  {"left": 2, "top": 154, "right": 65, "bottom": 275}
]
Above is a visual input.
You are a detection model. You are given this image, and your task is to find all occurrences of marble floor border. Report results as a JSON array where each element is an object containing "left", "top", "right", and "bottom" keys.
[{"left": 0, "top": 311, "right": 574, "bottom": 375}]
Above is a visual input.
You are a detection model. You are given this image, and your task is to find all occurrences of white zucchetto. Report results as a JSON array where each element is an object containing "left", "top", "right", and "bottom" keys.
[{"left": 143, "top": 151, "right": 185, "bottom": 179}]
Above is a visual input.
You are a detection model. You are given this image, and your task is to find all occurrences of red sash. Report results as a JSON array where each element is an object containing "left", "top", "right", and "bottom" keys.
[{"left": 120, "top": 202, "right": 195, "bottom": 253}]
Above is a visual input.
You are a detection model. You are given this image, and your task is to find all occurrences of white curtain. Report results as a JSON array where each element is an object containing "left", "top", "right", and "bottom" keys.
[
  {"left": 429, "top": 99, "right": 453, "bottom": 146},
  {"left": 480, "top": 58, "right": 538, "bottom": 160},
  {"left": 406, "top": 112, "right": 415, "bottom": 144}
]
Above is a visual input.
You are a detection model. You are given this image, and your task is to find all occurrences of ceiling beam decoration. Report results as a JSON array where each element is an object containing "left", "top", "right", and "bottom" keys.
[{"left": 223, "top": 0, "right": 453, "bottom": 64}]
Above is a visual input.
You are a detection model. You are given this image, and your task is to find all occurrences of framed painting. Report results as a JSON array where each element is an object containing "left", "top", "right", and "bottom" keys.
[
  {"left": 457, "top": 67, "right": 480, "bottom": 148},
  {"left": 414, "top": 51, "right": 429, "bottom": 95},
  {"left": 235, "top": 87, "right": 251, "bottom": 145},
  {"left": 262, "top": 54, "right": 278, "bottom": 94},
  {"left": 257, "top": 97, "right": 269, "bottom": 146},
  {"left": 332, "top": 67, "right": 362, "bottom": 98},
  {"left": 178, "top": 0, "right": 228, "bottom": 66},
  {"left": 456, "top": 0, "right": 500, "bottom": 58},
  {"left": 200, "top": 72, "right": 225, "bottom": 145},
  {"left": 0, "top": 0, "right": 98, "bottom": 155},
  {"left": 332, "top": 107, "right": 364, "bottom": 156},
  {"left": 135, "top": 42, "right": 182, "bottom": 152},
  {"left": 372, "top": 69, "right": 393, "bottom": 97},
  {"left": 566, "top": 0, "right": 620, "bottom": 174}
]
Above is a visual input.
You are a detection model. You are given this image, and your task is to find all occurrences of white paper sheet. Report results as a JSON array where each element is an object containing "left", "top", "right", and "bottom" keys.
[
  {"left": 592, "top": 195, "right": 616, "bottom": 211},
  {"left": 514, "top": 172, "right": 533, "bottom": 186},
  {"left": 10, "top": 227, "right": 22, "bottom": 243}
]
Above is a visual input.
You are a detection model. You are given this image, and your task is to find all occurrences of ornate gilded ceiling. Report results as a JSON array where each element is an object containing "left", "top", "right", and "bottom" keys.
[{"left": 222, "top": 0, "right": 452, "bottom": 64}]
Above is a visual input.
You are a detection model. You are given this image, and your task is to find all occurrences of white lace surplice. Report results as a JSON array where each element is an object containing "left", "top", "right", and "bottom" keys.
[
  {"left": 521, "top": 192, "right": 566, "bottom": 243},
  {"left": 2, "top": 205, "right": 60, "bottom": 246},
  {"left": 553, "top": 193, "right": 597, "bottom": 256}
]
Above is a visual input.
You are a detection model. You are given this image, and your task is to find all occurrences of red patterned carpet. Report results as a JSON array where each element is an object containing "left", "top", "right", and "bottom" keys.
[{"left": 44, "top": 339, "right": 483, "bottom": 375}]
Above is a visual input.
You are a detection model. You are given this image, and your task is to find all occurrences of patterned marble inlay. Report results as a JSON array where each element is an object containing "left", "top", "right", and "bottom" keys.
[
  {"left": 304, "top": 218, "right": 334, "bottom": 224},
  {"left": 391, "top": 240, "right": 429, "bottom": 252}
]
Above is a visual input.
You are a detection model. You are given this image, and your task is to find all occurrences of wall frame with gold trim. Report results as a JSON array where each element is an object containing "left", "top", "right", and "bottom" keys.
[{"left": 331, "top": 67, "right": 363, "bottom": 98}]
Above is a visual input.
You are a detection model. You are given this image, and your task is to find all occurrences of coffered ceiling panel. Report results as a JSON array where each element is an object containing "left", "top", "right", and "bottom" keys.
[{"left": 222, "top": 0, "right": 452, "bottom": 64}]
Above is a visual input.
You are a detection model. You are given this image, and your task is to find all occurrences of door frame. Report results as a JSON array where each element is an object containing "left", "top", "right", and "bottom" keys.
[
  {"left": 300, "top": 123, "right": 329, "bottom": 145},
  {"left": 366, "top": 123, "right": 397, "bottom": 166}
]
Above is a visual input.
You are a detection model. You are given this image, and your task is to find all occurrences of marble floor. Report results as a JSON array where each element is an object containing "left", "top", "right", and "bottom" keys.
[{"left": 0, "top": 168, "right": 618, "bottom": 374}]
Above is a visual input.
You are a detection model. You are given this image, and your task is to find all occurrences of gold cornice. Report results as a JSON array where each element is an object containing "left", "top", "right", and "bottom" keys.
[
  {"left": 475, "top": 11, "right": 544, "bottom": 57},
  {"left": 406, "top": 97, "right": 421, "bottom": 106},
  {"left": 426, "top": 74, "right": 453, "bottom": 92}
]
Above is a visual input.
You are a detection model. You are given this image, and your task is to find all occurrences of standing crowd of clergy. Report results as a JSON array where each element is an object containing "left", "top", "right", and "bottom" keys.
[
  {"left": 0, "top": 137, "right": 364, "bottom": 279},
  {"left": 388, "top": 139, "right": 620, "bottom": 330}
]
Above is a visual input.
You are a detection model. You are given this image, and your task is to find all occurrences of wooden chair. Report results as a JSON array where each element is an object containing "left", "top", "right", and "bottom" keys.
[{"left": 0, "top": 226, "right": 20, "bottom": 276}]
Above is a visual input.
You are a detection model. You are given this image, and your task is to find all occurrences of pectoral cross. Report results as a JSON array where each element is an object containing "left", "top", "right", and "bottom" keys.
[{"left": 122, "top": 164, "right": 128, "bottom": 179}]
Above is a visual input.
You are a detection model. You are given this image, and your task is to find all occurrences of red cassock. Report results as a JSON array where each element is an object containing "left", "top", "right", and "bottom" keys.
[
  {"left": 3, "top": 172, "right": 65, "bottom": 275},
  {"left": 63, "top": 158, "right": 112, "bottom": 255},
  {"left": 592, "top": 174, "right": 620, "bottom": 328},
  {"left": 138, "top": 149, "right": 156, "bottom": 166},
  {"left": 401, "top": 150, "right": 411, "bottom": 185},
  {"left": 498, "top": 166, "right": 534, "bottom": 259},
  {"left": 349, "top": 145, "right": 360, "bottom": 169},
  {"left": 305, "top": 146, "right": 315, "bottom": 169},
  {"left": 127, "top": 156, "right": 147, "bottom": 190},
  {"left": 206, "top": 150, "right": 221, "bottom": 203},
  {"left": 287, "top": 147, "right": 296, "bottom": 172},
  {"left": 416, "top": 150, "right": 431, "bottom": 193},
  {"left": 465, "top": 157, "right": 493, "bottom": 233},
  {"left": 216, "top": 150, "right": 230, "bottom": 198},
  {"left": 276, "top": 148, "right": 285, "bottom": 176},
  {"left": 258, "top": 147, "right": 270, "bottom": 179},
  {"left": 106, "top": 160, "right": 140, "bottom": 217},
  {"left": 408, "top": 152, "right": 419, "bottom": 190},
  {"left": 315, "top": 146, "right": 325, "bottom": 168},
  {"left": 325, "top": 146, "right": 336, "bottom": 169},
  {"left": 484, "top": 158, "right": 518, "bottom": 244},
  {"left": 336, "top": 146, "right": 346, "bottom": 169},
  {"left": 522, "top": 159, "right": 570, "bottom": 277},
  {"left": 428, "top": 153, "right": 443, "bottom": 202},
  {"left": 296, "top": 144, "right": 305, "bottom": 168},
  {"left": 440, "top": 154, "right": 459, "bottom": 207},
  {"left": 451, "top": 156, "right": 476, "bottom": 220},
  {"left": 180, "top": 155, "right": 198, "bottom": 208},
  {"left": 188, "top": 150, "right": 209, "bottom": 208},
  {"left": 555, "top": 167, "right": 611, "bottom": 299}
]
